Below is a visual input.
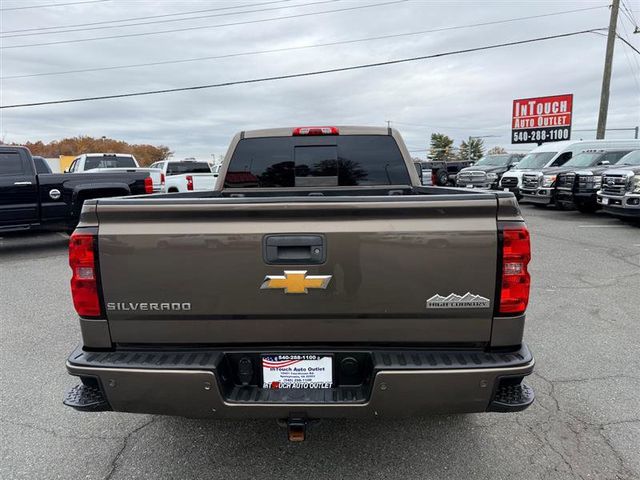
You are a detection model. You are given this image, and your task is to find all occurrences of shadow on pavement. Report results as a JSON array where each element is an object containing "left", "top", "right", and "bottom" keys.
[{"left": 0, "top": 231, "right": 69, "bottom": 255}]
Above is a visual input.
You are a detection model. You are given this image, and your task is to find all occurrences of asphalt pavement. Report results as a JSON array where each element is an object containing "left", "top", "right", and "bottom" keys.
[{"left": 1, "top": 205, "right": 638, "bottom": 480}]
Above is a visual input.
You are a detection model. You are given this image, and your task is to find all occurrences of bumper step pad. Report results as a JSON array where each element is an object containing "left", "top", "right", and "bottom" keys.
[
  {"left": 488, "top": 383, "right": 534, "bottom": 412},
  {"left": 63, "top": 384, "right": 111, "bottom": 412}
]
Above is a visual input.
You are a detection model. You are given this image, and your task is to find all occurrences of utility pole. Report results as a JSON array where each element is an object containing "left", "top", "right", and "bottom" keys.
[{"left": 596, "top": 0, "right": 620, "bottom": 139}]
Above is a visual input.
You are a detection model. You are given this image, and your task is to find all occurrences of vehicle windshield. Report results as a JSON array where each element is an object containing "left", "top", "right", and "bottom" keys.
[
  {"left": 563, "top": 152, "right": 617, "bottom": 167},
  {"left": 617, "top": 150, "right": 640, "bottom": 166},
  {"left": 84, "top": 156, "right": 136, "bottom": 169},
  {"left": 515, "top": 152, "right": 557, "bottom": 169},
  {"left": 166, "top": 162, "right": 212, "bottom": 176},
  {"left": 473, "top": 154, "right": 511, "bottom": 166}
]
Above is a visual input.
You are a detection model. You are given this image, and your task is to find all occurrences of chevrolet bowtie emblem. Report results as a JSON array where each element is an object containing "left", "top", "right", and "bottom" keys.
[{"left": 260, "top": 270, "right": 332, "bottom": 294}]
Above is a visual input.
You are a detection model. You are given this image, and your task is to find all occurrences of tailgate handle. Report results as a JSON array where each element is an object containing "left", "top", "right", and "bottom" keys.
[{"left": 263, "top": 235, "right": 326, "bottom": 265}]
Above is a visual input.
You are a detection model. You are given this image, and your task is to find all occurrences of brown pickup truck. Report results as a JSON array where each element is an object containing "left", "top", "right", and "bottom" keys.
[{"left": 64, "top": 126, "right": 534, "bottom": 441}]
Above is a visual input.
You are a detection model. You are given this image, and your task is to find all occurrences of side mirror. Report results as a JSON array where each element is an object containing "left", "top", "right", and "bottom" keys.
[
  {"left": 597, "top": 160, "right": 610, "bottom": 166},
  {"left": 510, "top": 162, "right": 519, "bottom": 169}
]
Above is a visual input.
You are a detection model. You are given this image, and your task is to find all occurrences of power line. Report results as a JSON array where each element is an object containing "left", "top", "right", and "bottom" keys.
[
  {"left": 0, "top": 0, "right": 108, "bottom": 11},
  {"left": 0, "top": 28, "right": 606, "bottom": 110},
  {"left": 617, "top": 33, "right": 640, "bottom": 55},
  {"left": 1, "top": 2, "right": 605, "bottom": 38},
  {"left": 620, "top": 0, "right": 639, "bottom": 27},
  {"left": 592, "top": 28, "right": 640, "bottom": 55},
  {"left": 1, "top": 5, "right": 610, "bottom": 80},
  {"left": 616, "top": 17, "right": 640, "bottom": 92},
  {"left": 1, "top": 0, "right": 337, "bottom": 38},
  {"left": 1, "top": 0, "right": 294, "bottom": 34},
  {"left": 1, "top": 0, "right": 406, "bottom": 49}
]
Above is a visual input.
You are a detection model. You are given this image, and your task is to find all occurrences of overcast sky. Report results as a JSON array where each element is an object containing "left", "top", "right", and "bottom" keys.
[{"left": 1, "top": 0, "right": 639, "bottom": 159}]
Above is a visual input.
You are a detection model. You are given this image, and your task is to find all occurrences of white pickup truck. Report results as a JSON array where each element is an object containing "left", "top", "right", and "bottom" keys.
[
  {"left": 149, "top": 160, "right": 218, "bottom": 192},
  {"left": 66, "top": 153, "right": 164, "bottom": 192}
]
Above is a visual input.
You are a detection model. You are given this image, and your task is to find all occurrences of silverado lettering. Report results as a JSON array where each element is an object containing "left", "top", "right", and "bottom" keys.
[{"left": 106, "top": 302, "right": 192, "bottom": 311}]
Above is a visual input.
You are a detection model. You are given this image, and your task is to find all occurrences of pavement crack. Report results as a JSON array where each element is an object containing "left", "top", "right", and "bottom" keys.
[{"left": 104, "top": 416, "right": 156, "bottom": 480}]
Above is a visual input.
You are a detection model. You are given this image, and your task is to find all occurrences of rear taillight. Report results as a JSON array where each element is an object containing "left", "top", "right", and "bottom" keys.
[
  {"left": 431, "top": 170, "right": 438, "bottom": 186},
  {"left": 144, "top": 176, "right": 153, "bottom": 194},
  {"left": 186, "top": 175, "right": 194, "bottom": 191},
  {"left": 499, "top": 225, "right": 531, "bottom": 315},
  {"left": 160, "top": 172, "right": 165, "bottom": 187},
  {"left": 69, "top": 232, "right": 101, "bottom": 317},
  {"left": 292, "top": 126, "right": 339, "bottom": 136}
]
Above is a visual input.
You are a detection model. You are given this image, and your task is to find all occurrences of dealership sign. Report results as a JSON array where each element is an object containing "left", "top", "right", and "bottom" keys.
[{"left": 512, "top": 94, "right": 573, "bottom": 144}]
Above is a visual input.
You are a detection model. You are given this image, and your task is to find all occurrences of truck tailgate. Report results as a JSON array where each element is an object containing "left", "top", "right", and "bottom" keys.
[{"left": 96, "top": 196, "right": 499, "bottom": 345}]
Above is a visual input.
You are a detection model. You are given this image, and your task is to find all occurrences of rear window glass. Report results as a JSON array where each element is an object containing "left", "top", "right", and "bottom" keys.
[
  {"left": 224, "top": 135, "right": 410, "bottom": 188},
  {"left": 0, "top": 152, "right": 25, "bottom": 175},
  {"left": 33, "top": 156, "right": 52, "bottom": 174},
  {"left": 84, "top": 156, "right": 137, "bottom": 169},
  {"left": 166, "top": 162, "right": 212, "bottom": 176}
]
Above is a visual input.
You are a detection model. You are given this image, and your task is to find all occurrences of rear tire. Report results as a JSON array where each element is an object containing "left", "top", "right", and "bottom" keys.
[{"left": 437, "top": 170, "right": 448, "bottom": 186}]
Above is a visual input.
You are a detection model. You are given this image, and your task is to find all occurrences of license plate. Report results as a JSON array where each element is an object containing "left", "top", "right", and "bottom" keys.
[
  {"left": 466, "top": 184, "right": 474, "bottom": 188},
  {"left": 601, "top": 197, "right": 609, "bottom": 205},
  {"left": 262, "top": 354, "right": 332, "bottom": 389}
]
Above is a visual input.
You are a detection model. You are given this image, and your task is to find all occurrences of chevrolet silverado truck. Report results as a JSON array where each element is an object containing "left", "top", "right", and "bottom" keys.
[
  {"left": 455, "top": 153, "right": 523, "bottom": 190},
  {"left": 520, "top": 148, "right": 632, "bottom": 207},
  {"left": 598, "top": 149, "right": 640, "bottom": 221},
  {"left": 67, "top": 153, "right": 163, "bottom": 192},
  {"left": 0, "top": 146, "right": 153, "bottom": 234},
  {"left": 63, "top": 126, "right": 534, "bottom": 441},
  {"left": 556, "top": 150, "right": 634, "bottom": 213}
]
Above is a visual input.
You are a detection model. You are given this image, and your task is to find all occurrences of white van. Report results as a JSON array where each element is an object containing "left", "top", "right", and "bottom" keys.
[{"left": 499, "top": 139, "right": 640, "bottom": 198}]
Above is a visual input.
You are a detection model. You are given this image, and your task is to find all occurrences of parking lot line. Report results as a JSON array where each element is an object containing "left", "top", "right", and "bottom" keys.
[{"left": 577, "top": 225, "right": 627, "bottom": 228}]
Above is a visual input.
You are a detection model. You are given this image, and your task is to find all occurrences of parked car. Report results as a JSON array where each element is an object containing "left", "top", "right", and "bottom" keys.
[
  {"left": 597, "top": 149, "right": 640, "bottom": 221},
  {"left": 455, "top": 153, "right": 523, "bottom": 190},
  {"left": 64, "top": 126, "right": 534, "bottom": 441},
  {"left": 424, "top": 157, "right": 475, "bottom": 186},
  {"left": 556, "top": 150, "right": 635, "bottom": 212},
  {"left": 149, "top": 159, "right": 218, "bottom": 192},
  {"left": 520, "top": 145, "right": 639, "bottom": 207},
  {"left": 67, "top": 153, "right": 163, "bottom": 192},
  {"left": 500, "top": 140, "right": 640, "bottom": 199},
  {"left": 0, "top": 146, "right": 153, "bottom": 233}
]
